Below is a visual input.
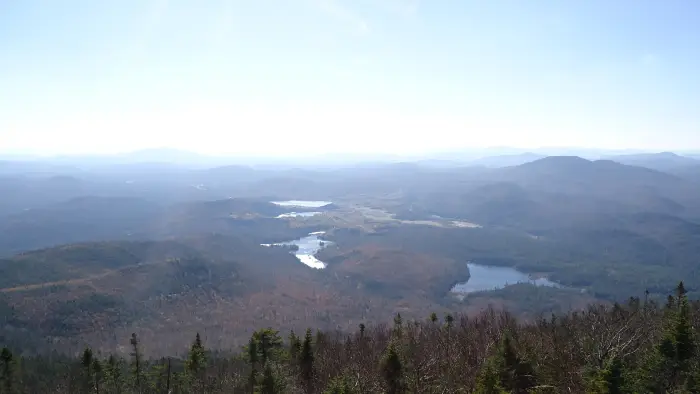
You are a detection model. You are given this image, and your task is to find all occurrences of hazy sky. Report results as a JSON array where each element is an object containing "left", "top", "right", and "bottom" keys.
[{"left": 1, "top": 0, "right": 699, "bottom": 156}]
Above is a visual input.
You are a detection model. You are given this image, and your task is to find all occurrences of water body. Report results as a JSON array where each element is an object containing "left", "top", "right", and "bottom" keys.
[
  {"left": 262, "top": 231, "right": 330, "bottom": 269},
  {"left": 275, "top": 211, "right": 321, "bottom": 218},
  {"left": 271, "top": 200, "right": 332, "bottom": 208},
  {"left": 451, "top": 263, "right": 560, "bottom": 294}
]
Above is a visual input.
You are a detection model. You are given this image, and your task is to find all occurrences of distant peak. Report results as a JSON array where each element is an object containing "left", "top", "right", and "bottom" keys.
[{"left": 526, "top": 156, "right": 591, "bottom": 165}]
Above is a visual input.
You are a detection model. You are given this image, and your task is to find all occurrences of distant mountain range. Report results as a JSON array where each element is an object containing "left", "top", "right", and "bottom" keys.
[
  {"left": 466, "top": 152, "right": 546, "bottom": 168},
  {"left": 603, "top": 152, "right": 699, "bottom": 171},
  {"left": 4, "top": 147, "right": 700, "bottom": 170},
  {"left": 3, "top": 151, "right": 700, "bottom": 354}
]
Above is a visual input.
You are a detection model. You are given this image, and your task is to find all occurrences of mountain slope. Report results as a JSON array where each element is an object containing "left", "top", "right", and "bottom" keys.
[
  {"left": 468, "top": 152, "right": 545, "bottom": 168},
  {"left": 605, "top": 152, "right": 699, "bottom": 171}
]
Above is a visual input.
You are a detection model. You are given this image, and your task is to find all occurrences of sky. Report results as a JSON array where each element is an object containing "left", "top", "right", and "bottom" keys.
[{"left": 1, "top": 0, "right": 700, "bottom": 156}]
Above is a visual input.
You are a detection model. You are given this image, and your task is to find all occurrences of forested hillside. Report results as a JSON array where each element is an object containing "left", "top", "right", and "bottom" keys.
[{"left": 1, "top": 284, "right": 697, "bottom": 393}]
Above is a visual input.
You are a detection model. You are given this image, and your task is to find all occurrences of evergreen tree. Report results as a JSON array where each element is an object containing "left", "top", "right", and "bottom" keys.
[
  {"left": 477, "top": 333, "right": 537, "bottom": 394},
  {"left": 248, "top": 336, "right": 259, "bottom": 366},
  {"left": 247, "top": 335, "right": 259, "bottom": 394},
  {"left": 104, "top": 354, "right": 124, "bottom": 393},
  {"left": 261, "top": 329, "right": 271, "bottom": 365},
  {"left": 288, "top": 330, "right": 301, "bottom": 361},
  {"left": 429, "top": 312, "right": 438, "bottom": 324},
  {"left": 586, "top": 356, "right": 624, "bottom": 394},
  {"left": 393, "top": 313, "right": 403, "bottom": 338},
  {"left": 445, "top": 313, "right": 454, "bottom": 329},
  {"left": 380, "top": 341, "right": 404, "bottom": 394},
  {"left": 359, "top": 324, "right": 365, "bottom": 339},
  {"left": 130, "top": 333, "right": 142, "bottom": 393},
  {"left": 92, "top": 358, "right": 102, "bottom": 394},
  {"left": 186, "top": 332, "right": 207, "bottom": 378},
  {"left": 323, "top": 375, "right": 355, "bottom": 394},
  {"left": 250, "top": 328, "right": 283, "bottom": 366},
  {"left": 81, "top": 347, "right": 93, "bottom": 394},
  {"left": 260, "top": 364, "right": 280, "bottom": 394},
  {"left": 299, "top": 328, "right": 315, "bottom": 392},
  {"left": 475, "top": 361, "right": 509, "bottom": 394},
  {"left": 0, "top": 347, "right": 15, "bottom": 394},
  {"left": 674, "top": 286, "right": 695, "bottom": 365},
  {"left": 636, "top": 282, "right": 696, "bottom": 392}
]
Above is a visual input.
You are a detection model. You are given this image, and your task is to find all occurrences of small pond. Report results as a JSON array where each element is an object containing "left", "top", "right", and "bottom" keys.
[
  {"left": 451, "top": 263, "right": 560, "bottom": 294},
  {"left": 271, "top": 200, "right": 332, "bottom": 208},
  {"left": 262, "top": 231, "right": 330, "bottom": 269}
]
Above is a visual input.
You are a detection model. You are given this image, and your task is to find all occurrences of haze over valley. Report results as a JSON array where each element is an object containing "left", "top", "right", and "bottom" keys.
[
  {"left": 1, "top": 149, "right": 699, "bottom": 357},
  {"left": 3, "top": 1, "right": 700, "bottom": 392}
]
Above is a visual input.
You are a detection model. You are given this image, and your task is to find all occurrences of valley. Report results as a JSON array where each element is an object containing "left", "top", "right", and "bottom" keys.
[{"left": 1, "top": 155, "right": 699, "bottom": 357}]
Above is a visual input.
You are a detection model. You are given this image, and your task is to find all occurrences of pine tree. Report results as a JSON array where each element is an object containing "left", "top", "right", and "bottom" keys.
[
  {"left": 92, "top": 359, "right": 102, "bottom": 394},
  {"left": 323, "top": 375, "right": 355, "bottom": 394},
  {"left": 248, "top": 336, "right": 259, "bottom": 366},
  {"left": 81, "top": 347, "right": 93, "bottom": 394},
  {"left": 477, "top": 333, "right": 537, "bottom": 394},
  {"left": 130, "top": 333, "right": 142, "bottom": 393},
  {"left": 0, "top": 347, "right": 15, "bottom": 394},
  {"left": 299, "top": 328, "right": 315, "bottom": 392},
  {"left": 637, "top": 282, "right": 696, "bottom": 392},
  {"left": 247, "top": 335, "right": 259, "bottom": 394},
  {"left": 250, "top": 328, "right": 283, "bottom": 366},
  {"left": 261, "top": 329, "right": 271, "bottom": 366},
  {"left": 586, "top": 356, "right": 624, "bottom": 394},
  {"left": 500, "top": 334, "right": 537, "bottom": 393},
  {"left": 261, "top": 364, "right": 279, "bottom": 394},
  {"left": 393, "top": 313, "right": 403, "bottom": 338},
  {"left": 475, "top": 361, "right": 509, "bottom": 394},
  {"left": 445, "top": 313, "right": 454, "bottom": 329},
  {"left": 186, "top": 332, "right": 207, "bottom": 378},
  {"left": 104, "top": 354, "right": 123, "bottom": 393},
  {"left": 288, "top": 330, "right": 301, "bottom": 361},
  {"left": 359, "top": 324, "right": 365, "bottom": 339},
  {"left": 429, "top": 312, "right": 438, "bottom": 323},
  {"left": 674, "top": 285, "right": 695, "bottom": 365},
  {"left": 380, "top": 341, "right": 404, "bottom": 394}
]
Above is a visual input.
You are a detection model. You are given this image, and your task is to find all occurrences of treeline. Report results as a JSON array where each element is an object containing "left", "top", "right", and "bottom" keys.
[{"left": 2, "top": 283, "right": 700, "bottom": 393}]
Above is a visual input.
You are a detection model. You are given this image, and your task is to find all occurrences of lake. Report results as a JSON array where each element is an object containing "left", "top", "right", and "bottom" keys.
[
  {"left": 451, "top": 263, "right": 560, "bottom": 294},
  {"left": 275, "top": 211, "right": 321, "bottom": 218},
  {"left": 262, "top": 231, "right": 330, "bottom": 269},
  {"left": 271, "top": 200, "right": 332, "bottom": 208}
]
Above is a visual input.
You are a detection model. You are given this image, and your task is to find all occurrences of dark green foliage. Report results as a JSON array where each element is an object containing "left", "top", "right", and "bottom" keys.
[
  {"left": 635, "top": 281, "right": 698, "bottom": 392},
  {"left": 392, "top": 313, "right": 403, "bottom": 339},
  {"left": 476, "top": 333, "right": 537, "bottom": 394},
  {"left": 249, "top": 328, "right": 284, "bottom": 366},
  {"left": 260, "top": 364, "right": 281, "bottom": 394},
  {"left": 380, "top": 341, "right": 404, "bottom": 394},
  {"left": 130, "top": 332, "right": 142, "bottom": 392},
  {"left": 92, "top": 358, "right": 102, "bottom": 394},
  {"left": 474, "top": 361, "right": 508, "bottom": 394},
  {"left": 185, "top": 332, "right": 206, "bottom": 391},
  {"left": 299, "top": 328, "right": 314, "bottom": 392},
  {"left": 288, "top": 330, "right": 301, "bottom": 361},
  {"left": 104, "top": 354, "right": 125, "bottom": 392},
  {"left": 323, "top": 375, "right": 355, "bottom": 394},
  {"left": 81, "top": 347, "right": 93, "bottom": 393},
  {"left": 5, "top": 286, "right": 700, "bottom": 393},
  {"left": 185, "top": 332, "right": 206, "bottom": 377},
  {"left": 444, "top": 313, "right": 454, "bottom": 328},
  {"left": 247, "top": 336, "right": 258, "bottom": 365},
  {"left": 586, "top": 356, "right": 624, "bottom": 394},
  {"left": 0, "top": 347, "right": 15, "bottom": 394}
]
